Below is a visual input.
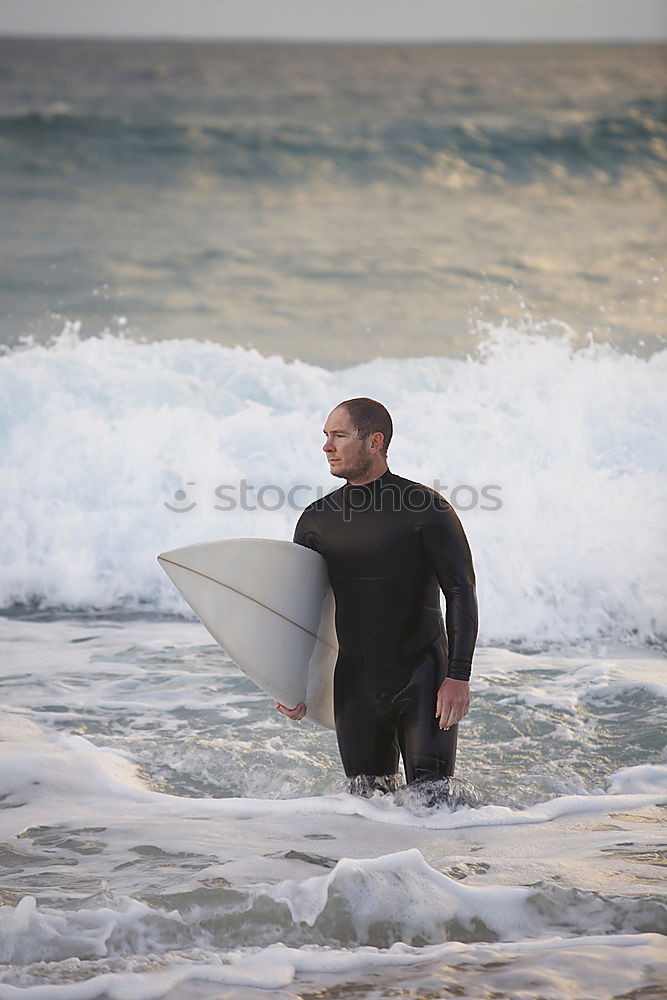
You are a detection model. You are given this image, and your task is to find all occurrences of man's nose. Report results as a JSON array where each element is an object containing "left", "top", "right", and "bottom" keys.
[{"left": 323, "top": 438, "right": 334, "bottom": 453}]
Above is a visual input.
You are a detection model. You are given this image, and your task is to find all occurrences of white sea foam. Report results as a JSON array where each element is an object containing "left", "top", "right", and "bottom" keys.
[
  {"left": 1, "top": 847, "right": 664, "bottom": 964},
  {"left": 261, "top": 848, "right": 665, "bottom": 941},
  {"left": 1, "top": 324, "right": 666, "bottom": 646},
  {"left": 472, "top": 646, "right": 667, "bottom": 709},
  {"left": 0, "top": 620, "right": 664, "bottom": 999},
  {"left": 1, "top": 935, "right": 663, "bottom": 999},
  {"left": 1, "top": 717, "right": 665, "bottom": 839}
]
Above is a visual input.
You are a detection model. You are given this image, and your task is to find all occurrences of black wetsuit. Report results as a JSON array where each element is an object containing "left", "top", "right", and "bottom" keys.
[{"left": 293, "top": 469, "right": 478, "bottom": 785}]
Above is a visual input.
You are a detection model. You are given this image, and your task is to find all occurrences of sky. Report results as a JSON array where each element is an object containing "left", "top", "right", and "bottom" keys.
[{"left": 0, "top": 0, "right": 665, "bottom": 42}]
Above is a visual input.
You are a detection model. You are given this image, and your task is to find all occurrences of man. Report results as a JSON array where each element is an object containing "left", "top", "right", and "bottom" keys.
[{"left": 276, "top": 397, "right": 478, "bottom": 801}]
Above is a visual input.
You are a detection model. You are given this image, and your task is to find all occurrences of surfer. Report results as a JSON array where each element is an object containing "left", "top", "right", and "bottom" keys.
[{"left": 276, "top": 397, "right": 478, "bottom": 802}]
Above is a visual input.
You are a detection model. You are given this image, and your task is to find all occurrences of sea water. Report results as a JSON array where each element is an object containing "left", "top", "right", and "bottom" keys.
[
  {"left": 0, "top": 618, "right": 665, "bottom": 997},
  {"left": 1, "top": 40, "right": 665, "bottom": 361},
  {"left": 1, "top": 329, "right": 665, "bottom": 998},
  {"left": 1, "top": 39, "right": 666, "bottom": 999}
]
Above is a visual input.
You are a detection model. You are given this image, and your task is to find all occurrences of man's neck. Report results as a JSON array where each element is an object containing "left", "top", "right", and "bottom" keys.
[{"left": 346, "top": 461, "right": 389, "bottom": 486}]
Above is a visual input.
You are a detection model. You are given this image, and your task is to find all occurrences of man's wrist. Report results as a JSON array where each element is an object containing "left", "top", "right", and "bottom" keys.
[{"left": 446, "top": 660, "right": 472, "bottom": 682}]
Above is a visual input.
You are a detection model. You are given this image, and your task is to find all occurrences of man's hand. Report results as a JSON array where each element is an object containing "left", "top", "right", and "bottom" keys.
[
  {"left": 275, "top": 700, "right": 307, "bottom": 721},
  {"left": 435, "top": 678, "right": 470, "bottom": 730}
]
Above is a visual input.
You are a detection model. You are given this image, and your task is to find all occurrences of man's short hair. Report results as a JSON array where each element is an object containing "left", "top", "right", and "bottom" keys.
[{"left": 339, "top": 397, "right": 393, "bottom": 456}]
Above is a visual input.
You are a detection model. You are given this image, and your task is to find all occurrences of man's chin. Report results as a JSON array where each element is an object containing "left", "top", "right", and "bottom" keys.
[{"left": 329, "top": 462, "right": 373, "bottom": 481}]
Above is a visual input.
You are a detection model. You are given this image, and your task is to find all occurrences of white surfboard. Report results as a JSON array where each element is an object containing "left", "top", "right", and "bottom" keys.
[{"left": 157, "top": 538, "right": 338, "bottom": 729}]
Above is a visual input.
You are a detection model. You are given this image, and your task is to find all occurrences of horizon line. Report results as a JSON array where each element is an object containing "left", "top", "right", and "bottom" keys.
[{"left": 1, "top": 33, "right": 665, "bottom": 46}]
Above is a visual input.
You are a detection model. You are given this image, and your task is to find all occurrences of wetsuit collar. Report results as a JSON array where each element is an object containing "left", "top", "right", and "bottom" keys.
[
  {"left": 342, "top": 468, "right": 394, "bottom": 510},
  {"left": 344, "top": 468, "right": 393, "bottom": 493}
]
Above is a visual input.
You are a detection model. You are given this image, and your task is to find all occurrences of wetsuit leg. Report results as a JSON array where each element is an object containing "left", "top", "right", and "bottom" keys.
[
  {"left": 395, "top": 645, "right": 458, "bottom": 783},
  {"left": 333, "top": 655, "right": 400, "bottom": 778}
]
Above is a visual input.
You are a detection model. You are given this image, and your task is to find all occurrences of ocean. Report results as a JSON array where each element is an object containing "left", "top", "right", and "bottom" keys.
[{"left": 0, "top": 38, "right": 666, "bottom": 999}]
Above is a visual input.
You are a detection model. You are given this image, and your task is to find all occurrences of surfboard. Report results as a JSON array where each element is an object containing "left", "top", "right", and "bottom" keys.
[{"left": 157, "top": 538, "right": 337, "bottom": 729}]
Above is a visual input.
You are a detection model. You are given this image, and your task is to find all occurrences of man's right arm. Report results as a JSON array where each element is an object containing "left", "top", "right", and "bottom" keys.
[
  {"left": 275, "top": 508, "right": 320, "bottom": 721},
  {"left": 293, "top": 508, "right": 320, "bottom": 552}
]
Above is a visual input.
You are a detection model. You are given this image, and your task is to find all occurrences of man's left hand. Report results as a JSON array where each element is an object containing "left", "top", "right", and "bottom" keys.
[{"left": 435, "top": 677, "right": 470, "bottom": 730}]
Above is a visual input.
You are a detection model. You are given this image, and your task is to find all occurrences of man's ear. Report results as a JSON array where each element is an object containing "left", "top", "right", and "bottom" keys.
[{"left": 370, "top": 431, "right": 384, "bottom": 453}]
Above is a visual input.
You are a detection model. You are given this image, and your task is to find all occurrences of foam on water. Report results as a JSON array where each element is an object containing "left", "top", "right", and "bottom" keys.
[
  {"left": 1, "top": 849, "right": 665, "bottom": 964},
  {"left": 0, "top": 936, "right": 663, "bottom": 1000},
  {"left": 0, "top": 618, "right": 665, "bottom": 998},
  {"left": 1, "top": 324, "right": 666, "bottom": 647},
  {"left": 1, "top": 719, "right": 665, "bottom": 839}
]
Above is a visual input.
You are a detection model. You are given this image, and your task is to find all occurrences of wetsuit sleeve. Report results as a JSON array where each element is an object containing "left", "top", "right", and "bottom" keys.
[
  {"left": 293, "top": 507, "right": 320, "bottom": 552},
  {"left": 419, "top": 504, "right": 478, "bottom": 681}
]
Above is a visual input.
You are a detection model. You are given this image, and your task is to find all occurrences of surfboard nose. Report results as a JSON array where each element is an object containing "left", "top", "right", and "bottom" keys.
[{"left": 156, "top": 537, "right": 337, "bottom": 729}]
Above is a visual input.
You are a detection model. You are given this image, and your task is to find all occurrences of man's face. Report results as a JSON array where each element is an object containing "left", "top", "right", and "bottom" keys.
[{"left": 322, "top": 406, "right": 374, "bottom": 481}]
